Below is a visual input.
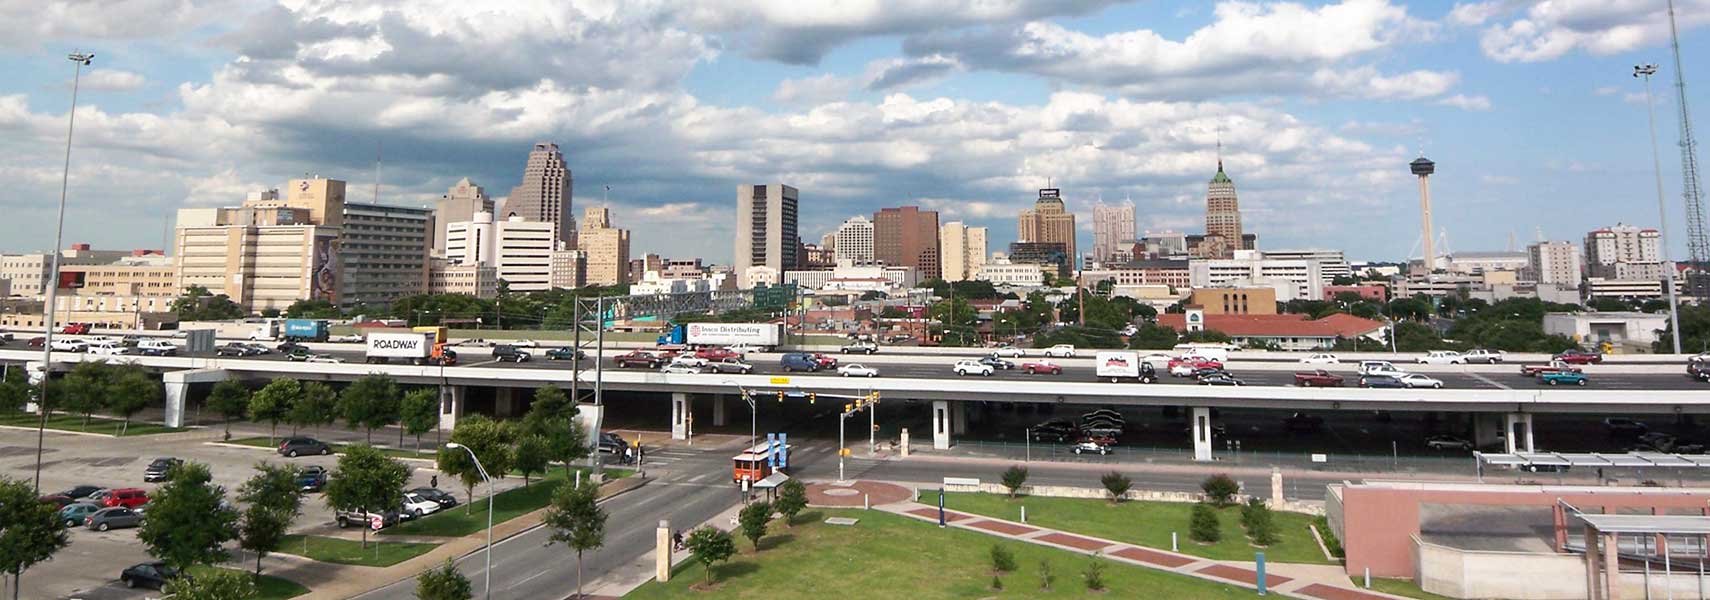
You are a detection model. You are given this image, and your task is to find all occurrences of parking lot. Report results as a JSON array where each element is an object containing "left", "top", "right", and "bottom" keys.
[{"left": 0, "top": 423, "right": 513, "bottom": 600}]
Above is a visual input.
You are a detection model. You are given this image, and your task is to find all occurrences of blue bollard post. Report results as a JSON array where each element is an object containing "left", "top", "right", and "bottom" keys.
[
  {"left": 938, "top": 489, "right": 947, "bottom": 528},
  {"left": 1256, "top": 552, "right": 1267, "bottom": 596}
]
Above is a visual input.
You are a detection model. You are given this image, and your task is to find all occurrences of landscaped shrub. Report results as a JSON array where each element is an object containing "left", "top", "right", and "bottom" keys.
[
  {"left": 1201, "top": 474, "right": 1239, "bottom": 507},
  {"left": 1039, "top": 558, "right": 1055, "bottom": 591},
  {"left": 990, "top": 543, "right": 1017, "bottom": 573},
  {"left": 1190, "top": 502, "right": 1222, "bottom": 543},
  {"left": 1312, "top": 515, "right": 1345, "bottom": 558},
  {"left": 1001, "top": 465, "right": 1028, "bottom": 498},
  {"left": 1084, "top": 554, "right": 1107, "bottom": 591}
]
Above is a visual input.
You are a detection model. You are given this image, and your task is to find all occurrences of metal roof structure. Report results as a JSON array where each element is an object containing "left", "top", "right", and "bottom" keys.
[
  {"left": 1575, "top": 513, "right": 1710, "bottom": 535},
  {"left": 1476, "top": 451, "right": 1710, "bottom": 469}
]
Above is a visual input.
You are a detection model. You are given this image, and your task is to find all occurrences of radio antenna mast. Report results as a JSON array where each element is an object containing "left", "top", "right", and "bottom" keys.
[{"left": 1667, "top": 0, "right": 1708, "bottom": 297}]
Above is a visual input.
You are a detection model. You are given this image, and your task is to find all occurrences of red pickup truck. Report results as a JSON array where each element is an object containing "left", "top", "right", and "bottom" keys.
[
  {"left": 1520, "top": 361, "right": 1582, "bottom": 377},
  {"left": 1293, "top": 370, "right": 1345, "bottom": 387},
  {"left": 1552, "top": 349, "right": 1603, "bottom": 365},
  {"left": 613, "top": 351, "right": 663, "bottom": 369}
]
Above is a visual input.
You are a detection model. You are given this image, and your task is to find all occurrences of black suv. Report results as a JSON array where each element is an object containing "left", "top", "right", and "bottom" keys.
[
  {"left": 278, "top": 437, "right": 333, "bottom": 457},
  {"left": 407, "top": 487, "right": 459, "bottom": 508},
  {"left": 143, "top": 457, "right": 181, "bottom": 482},
  {"left": 492, "top": 345, "right": 532, "bottom": 363}
]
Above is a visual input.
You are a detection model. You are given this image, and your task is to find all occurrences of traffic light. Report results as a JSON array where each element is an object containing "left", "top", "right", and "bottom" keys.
[
  {"left": 809, "top": 392, "right": 816, "bottom": 404},
  {"left": 776, "top": 391, "right": 784, "bottom": 403},
  {"left": 844, "top": 403, "right": 853, "bottom": 413}
]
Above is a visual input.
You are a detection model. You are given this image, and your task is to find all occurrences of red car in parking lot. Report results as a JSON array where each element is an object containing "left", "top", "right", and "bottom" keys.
[{"left": 102, "top": 488, "right": 149, "bottom": 509}]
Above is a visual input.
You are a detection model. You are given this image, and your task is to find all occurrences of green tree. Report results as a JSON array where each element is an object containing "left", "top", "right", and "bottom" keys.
[
  {"left": 338, "top": 374, "right": 401, "bottom": 443},
  {"left": 513, "top": 434, "right": 550, "bottom": 487},
  {"left": 438, "top": 415, "right": 514, "bottom": 510},
  {"left": 1588, "top": 297, "right": 1634, "bottom": 312},
  {"left": 206, "top": 379, "right": 251, "bottom": 441},
  {"left": 399, "top": 388, "right": 440, "bottom": 453},
  {"left": 544, "top": 482, "right": 607, "bottom": 599},
  {"left": 56, "top": 360, "right": 113, "bottom": 429},
  {"left": 248, "top": 378, "right": 300, "bottom": 445},
  {"left": 738, "top": 500, "right": 772, "bottom": 551},
  {"left": 172, "top": 285, "right": 247, "bottom": 321},
  {"left": 773, "top": 479, "right": 808, "bottom": 527},
  {"left": 237, "top": 503, "right": 290, "bottom": 581},
  {"left": 284, "top": 299, "right": 341, "bottom": 319},
  {"left": 1201, "top": 474, "right": 1239, "bottom": 506},
  {"left": 288, "top": 381, "right": 338, "bottom": 435},
  {"left": 106, "top": 366, "right": 160, "bottom": 436},
  {"left": 1084, "top": 554, "right": 1107, "bottom": 591},
  {"left": 684, "top": 526, "right": 736, "bottom": 584},
  {"left": 324, "top": 445, "right": 410, "bottom": 549},
  {"left": 415, "top": 559, "right": 473, "bottom": 600},
  {"left": 1189, "top": 503, "right": 1221, "bottom": 543},
  {"left": 0, "top": 368, "right": 32, "bottom": 415},
  {"left": 1001, "top": 465, "right": 1028, "bottom": 499},
  {"left": 138, "top": 462, "right": 239, "bottom": 572},
  {"left": 1126, "top": 323, "right": 1180, "bottom": 349},
  {"left": 989, "top": 544, "right": 1017, "bottom": 573},
  {"left": 522, "top": 384, "right": 589, "bottom": 476},
  {"left": 239, "top": 462, "right": 305, "bottom": 515},
  {"left": 0, "top": 477, "right": 70, "bottom": 596},
  {"left": 1100, "top": 471, "right": 1132, "bottom": 504},
  {"left": 163, "top": 568, "right": 256, "bottom": 600}
]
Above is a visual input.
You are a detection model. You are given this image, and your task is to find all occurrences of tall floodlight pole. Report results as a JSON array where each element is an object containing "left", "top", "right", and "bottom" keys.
[
  {"left": 33, "top": 51, "right": 94, "bottom": 494},
  {"left": 1637, "top": 63, "right": 1685, "bottom": 355},
  {"left": 1666, "top": 0, "right": 1709, "bottom": 300}
]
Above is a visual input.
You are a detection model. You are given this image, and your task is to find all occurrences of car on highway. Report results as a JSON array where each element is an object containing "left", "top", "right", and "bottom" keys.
[
  {"left": 779, "top": 353, "right": 823, "bottom": 372},
  {"left": 1397, "top": 373, "right": 1445, "bottom": 389},
  {"left": 1042, "top": 344, "right": 1077, "bottom": 358},
  {"left": 1198, "top": 372, "right": 1244, "bottom": 386},
  {"left": 1462, "top": 348, "right": 1505, "bottom": 364},
  {"left": 979, "top": 356, "right": 1015, "bottom": 370},
  {"left": 216, "top": 342, "right": 261, "bottom": 357},
  {"left": 1425, "top": 434, "right": 1473, "bottom": 451},
  {"left": 296, "top": 466, "right": 328, "bottom": 492},
  {"left": 56, "top": 485, "right": 102, "bottom": 500},
  {"left": 509, "top": 339, "right": 540, "bottom": 348},
  {"left": 1021, "top": 360, "right": 1062, "bottom": 375},
  {"left": 1293, "top": 370, "right": 1345, "bottom": 387},
  {"left": 1070, "top": 441, "right": 1110, "bottom": 455},
  {"left": 87, "top": 506, "right": 143, "bottom": 531},
  {"left": 545, "top": 347, "right": 584, "bottom": 361},
  {"left": 1417, "top": 350, "right": 1466, "bottom": 365},
  {"left": 1693, "top": 360, "right": 1710, "bottom": 383},
  {"left": 58, "top": 502, "right": 100, "bottom": 527},
  {"left": 1298, "top": 353, "right": 1340, "bottom": 364},
  {"left": 305, "top": 354, "right": 345, "bottom": 364},
  {"left": 840, "top": 341, "right": 879, "bottom": 355},
  {"left": 26, "top": 337, "right": 44, "bottom": 349},
  {"left": 284, "top": 347, "right": 313, "bottom": 361},
  {"left": 278, "top": 436, "right": 333, "bottom": 457},
  {"left": 810, "top": 353, "right": 839, "bottom": 369},
  {"left": 1553, "top": 349, "right": 1604, "bottom": 364},
  {"left": 952, "top": 360, "right": 994, "bottom": 376},
  {"left": 707, "top": 358, "right": 755, "bottom": 374},
  {"left": 136, "top": 339, "right": 179, "bottom": 356},
  {"left": 408, "top": 487, "right": 459, "bottom": 509},
  {"left": 143, "top": 458, "right": 180, "bottom": 483},
  {"left": 838, "top": 364, "right": 880, "bottom": 378},
  {"left": 1359, "top": 374, "right": 1407, "bottom": 389},
  {"left": 61, "top": 323, "right": 92, "bottom": 335},
  {"left": 119, "top": 562, "right": 177, "bottom": 590},
  {"left": 1603, "top": 417, "right": 1648, "bottom": 435},
  {"left": 695, "top": 347, "right": 741, "bottom": 361},
  {"left": 400, "top": 492, "right": 442, "bottom": 518},
  {"left": 1357, "top": 361, "right": 1406, "bottom": 377},
  {"left": 1538, "top": 371, "right": 1588, "bottom": 386},
  {"left": 991, "top": 346, "right": 1026, "bottom": 358},
  {"left": 662, "top": 361, "right": 705, "bottom": 375},
  {"left": 491, "top": 345, "right": 532, "bottom": 363},
  {"left": 727, "top": 344, "right": 764, "bottom": 355},
  {"left": 614, "top": 351, "right": 664, "bottom": 369},
  {"left": 101, "top": 488, "right": 149, "bottom": 509},
  {"left": 1169, "top": 358, "right": 1222, "bottom": 377},
  {"left": 49, "top": 338, "right": 89, "bottom": 352},
  {"left": 1519, "top": 361, "right": 1582, "bottom": 377},
  {"left": 89, "top": 341, "right": 133, "bottom": 356}
]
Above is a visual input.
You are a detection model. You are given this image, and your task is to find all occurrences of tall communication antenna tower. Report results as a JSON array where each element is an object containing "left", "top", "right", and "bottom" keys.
[{"left": 1668, "top": 0, "right": 1709, "bottom": 298}]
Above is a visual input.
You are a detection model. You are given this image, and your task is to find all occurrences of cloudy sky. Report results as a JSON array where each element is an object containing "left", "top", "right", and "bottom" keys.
[{"left": 2, "top": 0, "right": 1708, "bottom": 264}]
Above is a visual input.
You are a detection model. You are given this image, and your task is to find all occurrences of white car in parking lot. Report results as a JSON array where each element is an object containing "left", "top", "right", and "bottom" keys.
[
  {"left": 1398, "top": 373, "right": 1445, "bottom": 389},
  {"left": 400, "top": 492, "right": 442, "bottom": 518},
  {"left": 1298, "top": 353, "right": 1340, "bottom": 364},
  {"left": 838, "top": 364, "right": 880, "bottom": 378},
  {"left": 1042, "top": 344, "right": 1077, "bottom": 358},
  {"left": 953, "top": 360, "right": 994, "bottom": 376},
  {"left": 1417, "top": 351, "right": 1465, "bottom": 365}
]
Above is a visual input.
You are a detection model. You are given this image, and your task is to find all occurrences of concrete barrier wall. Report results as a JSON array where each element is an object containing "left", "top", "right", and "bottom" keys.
[
  {"left": 945, "top": 482, "right": 1324, "bottom": 516},
  {"left": 1416, "top": 538, "right": 1586, "bottom": 599}
]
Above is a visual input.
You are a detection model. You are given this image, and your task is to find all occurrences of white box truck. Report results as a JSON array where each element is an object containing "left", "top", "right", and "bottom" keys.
[
  {"left": 1095, "top": 351, "right": 1157, "bottom": 383},
  {"left": 365, "top": 332, "right": 458, "bottom": 366},
  {"left": 684, "top": 323, "right": 785, "bottom": 350}
]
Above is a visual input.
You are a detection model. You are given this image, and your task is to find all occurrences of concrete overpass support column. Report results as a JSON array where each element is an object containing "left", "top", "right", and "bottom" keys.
[
  {"left": 1192, "top": 406, "right": 1213, "bottom": 462},
  {"left": 494, "top": 387, "right": 517, "bottom": 418},
  {"left": 1604, "top": 532, "right": 1622, "bottom": 600},
  {"left": 1502, "top": 413, "right": 1536, "bottom": 453},
  {"left": 161, "top": 368, "right": 229, "bottom": 429},
  {"left": 713, "top": 394, "right": 728, "bottom": 427},
  {"left": 950, "top": 401, "right": 967, "bottom": 435},
  {"left": 932, "top": 401, "right": 952, "bottom": 450},
  {"left": 1473, "top": 413, "right": 1504, "bottom": 449},
  {"left": 671, "top": 393, "right": 689, "bottom": 441},
  {"left": 438, "top": 385, "right": 466, "bottom": 432}
]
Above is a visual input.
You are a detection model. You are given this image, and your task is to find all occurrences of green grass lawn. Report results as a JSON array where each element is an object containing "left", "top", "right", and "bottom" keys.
[
  {"left": 937, "top": 491, "right": 1333, "bottom": 565},
  {"left": 0, "top": 412, "right": 187, "bottom": 437},
  {"left": 381, "top": 467, "right": 631, "bottom": 537},
  {"left": 225, "top": 436, "right": 436, "bottom": 460},
  {"left": 277, "top": 534, "right": 438, "bottom": 567},
  {"left": 1366, "top": 578, "right": 1458, "bottom": 600},
  {"left": 627, "top": 508, "right": 1258, "bottom": 599},
  {"left": 186, "top": 565, "right": 308, "bottom": 599}
]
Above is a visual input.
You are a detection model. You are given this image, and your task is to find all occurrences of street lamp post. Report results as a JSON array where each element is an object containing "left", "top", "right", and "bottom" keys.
[
  {"left": 1636, "top": 63, "right": 1686, "bottom": 355},
  {"left": 33, "top": 51, "right": 94, "bottom": 495},
  {"left": 446, "top": 443, "right": 494, "bottom": 600}
]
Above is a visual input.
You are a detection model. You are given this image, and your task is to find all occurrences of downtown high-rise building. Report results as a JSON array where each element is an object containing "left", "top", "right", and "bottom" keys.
[
  {"left": 874, "top": 206, "right": 941, "bottom": 279},
  {"left": 1585, "top": 223, "right": 1664, "bottom": 280},
  {"left": 735, "top": 184, "right": 800, "bottom": 287},
  {"left": 1091, "top": 200, "right": 1135, "bottom": 265},
  {"left": 1527, "top": 240, "right": 1583, "bottom": 291},
  {"left": 1018, "top": 188, "right": 1077, "bottom": 267},
  {"left": 434, "top": 177, "right": 492, "bottom": 255},
  {"left": 833, "top": 215, "right": 875, "bottom": 264},
  {"left": 580, "top": 206, "right": 630, "bottom": 286},
  {"left": 1205, "top": 161, "right": 1244, "bottom": 258},
  {"left": 939, "top": 221, "right": 988, "bottom": 282},
  {"left": 506, "top": 142, "right": 575, "bottom": 248}
]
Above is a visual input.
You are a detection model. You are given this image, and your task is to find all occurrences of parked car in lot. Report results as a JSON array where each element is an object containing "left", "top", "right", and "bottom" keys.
[
  {"left": 119, "top": 562, "right": 177, "bottom": 590},
  {"left": 61, "top": 323, "right": 92, "bottom": 335},
  {"left": 1042, "top": 344, "right": 1077, "bottom": 358},
  {"left": 545, "top": 347, "right": 584, "bottom": 361},
  {"left": 1197, "top": 372, "right": 1244, "bottom": 386},
  {"left": 1553, "top": 349, "right": 1603, "bottom": 364},
  {"left": 1070, "top": 441, "right": 1110, "bottom": 455},
  {"left": 1462, "top": 348, "right": 1504, "bottom": 364},
  {"left": 102, "top": 487, "right": 149, "bottom": 508},
  {"left": 1538, "top": 371, "right": 1588, "bottom": 386},
  {"left": 87, "top": 506, "right": 143, "bottom": 531},
  {"left": 991, "top": 346, "right": 1026, "bottom": 358},
  {"left": 278, "top": 436, "right": 333, "bottom": 457},
  {"left": 837, "top": 364, "right": 880, "bottom": 378},
  {"left": 978, "top": 356, "right": 1015, "bottom": 370},
  {"left": 1397, "top": 373, "right": 1445, "bottom": 389},
  {"left": 1634, "top": 432, "right": 1706, "bottom": 454},
  {"left": 1425, "top": 434, "right": 1473, "bottom": 451},
  {"left": 707, "top": 358, "right": 754, "bottom": 374},
  {"left": 779, "top": 352, "right": 823, "bottom": 372},
  {"left": 1021, "top": 360, "right": 1062, "bottom": 375},
  {"left": 143, "top": 458, "right": 180, "bottom": 483},
  {"left": 840, "top": 341, "right": 878, "bottom": 355},
  {"left": 1298, "top": 353, "right": 1340, "bottom": 364},
  {"left": 408, "top": 487, "right": 458, "bottom": 509},
  {"left": 1603, "top": 417, "right": 1648, "bottom": 435},
  {"left": 614, "top": 351, "right": 664, "bottom": 369},
  {"left": 491, "top": 345, "right": 532, "bottom": 363},
  {"left": 336, "top": 509, "right": 399, "bottom": 530},
  {"left": 56, "top": 485, "right": 102, "bottom": 500},
  {"left": 400, "top": 492, "right": 442, "bottom": 518},
  {"left": 296, "top": 466, "right": 328, "bottom": 492},
  {"left": 1293, "top": 370, "right": 1344, "bottom": 387},
  {"left": 38, "top": 494, "right": 74, "bottom": 508},
  {"left": 952, "top": 360, "right": 994, "bottom": 376},
  {"left": 1359, "top": 374, "right": 1406, "bottom": 389},
  {"left": 1029, "top": 427, "right": 1072, "bottom": 443},
  {"left": 58, "top": 502, "right": 100, "bottom": 527}
]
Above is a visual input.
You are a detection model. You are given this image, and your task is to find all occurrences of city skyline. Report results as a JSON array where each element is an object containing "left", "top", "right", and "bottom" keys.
[{"left": 3, "top": 1, "right": 1710, "bottom": 264}]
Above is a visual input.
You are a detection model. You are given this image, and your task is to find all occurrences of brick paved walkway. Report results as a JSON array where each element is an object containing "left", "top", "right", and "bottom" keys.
[{"left": 805, "top": 480, "right": 912, "bottom": 507}]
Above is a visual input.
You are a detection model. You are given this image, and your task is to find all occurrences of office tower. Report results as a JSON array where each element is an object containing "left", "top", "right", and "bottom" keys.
[
  {"left": 1018, "top": 188, "right": 1077, "bottom": 267},
  {"left": 735, "top": 184, "right": 800, "bottom": 286},
  {"left": 940, "top": 221, "right": 988, "bottom": 282},
  {"left": 434, "top": 178, "right": 492, "bottom": 254},
  {"left": 581, "top": 206, "right": 630, "bottom": 286},
  {"left": 833, "top": 215, "right": 875, "bottom": 264},
  {"left": 507, "top": 142, "right": 575, "bottom": 247},
  {"left": 340, "top": 202, "right": 432, "bottom": 308},
  {"left": 1092, "top": 200, "right": 1136, "bottom": 264},
  {"left": 1205, "top": 163, "right": 1243, "bottom": 258},
  {"left": 874, "top": 206, "right": 941, "bottom": 280},
  {"left": 1527, "top": 241, "right": 1583, "bottom": 290},
  {"left": 1585, "top": 224, "right": 1665, "bottom": 280}
]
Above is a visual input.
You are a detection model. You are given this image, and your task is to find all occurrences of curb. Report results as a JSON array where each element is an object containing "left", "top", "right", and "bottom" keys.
[{"left": 201, "top": 441, "right": 439, "bottom": 464}]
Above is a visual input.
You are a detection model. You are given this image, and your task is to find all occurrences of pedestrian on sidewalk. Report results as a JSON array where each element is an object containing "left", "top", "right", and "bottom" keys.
[{"left": 431, "top": 474, "right": 438, "bottom": 488}]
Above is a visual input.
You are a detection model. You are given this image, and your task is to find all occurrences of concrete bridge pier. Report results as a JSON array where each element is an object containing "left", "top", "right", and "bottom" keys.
[
  {"left": 1473, "top": 413, "right": 1506, "bottom": 449},
  {"left": 161, "top": 368, "right": 231, "bottom": 428},
  {"left": 712, "top": 394, "right": 728, "bottom": 427},
  {"left": 672, "top": 392, "right": 691, "bottom": 441},
  {"left": 1504, "top": 412, "right": 1536, "bottom": 454},
  {"left": 1191, "top": 406, "right": 1213, "bottom": 461},
  {"left": 950, "top": 400, "right": 967, "bottom": 435},
  {"left": 494, "top": 387, "right": 519, "bottom": 418},
  {"left": 438, "top": 385, "right": 465, "bottom": 431},
  {"left": 932, "top": 400, "right": 952, "bottom": 449}
]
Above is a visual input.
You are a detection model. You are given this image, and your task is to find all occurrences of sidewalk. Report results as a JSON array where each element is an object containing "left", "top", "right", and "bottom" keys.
[{"left": 881, "top": 500, "right": 1412, "bottom": 600}]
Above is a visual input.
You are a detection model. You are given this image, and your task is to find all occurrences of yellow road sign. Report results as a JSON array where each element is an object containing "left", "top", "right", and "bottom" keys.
[{"left": 769, "top": 377, "right": 791, "bottom": 385}]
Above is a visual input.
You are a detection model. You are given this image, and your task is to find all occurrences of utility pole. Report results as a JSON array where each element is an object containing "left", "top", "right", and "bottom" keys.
[
  {"left": 1637, "top": 63, "right": 1685, "bottom": 355},
  {"left": 34, "top": 51, "right": 94, "bottom": 495}
]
